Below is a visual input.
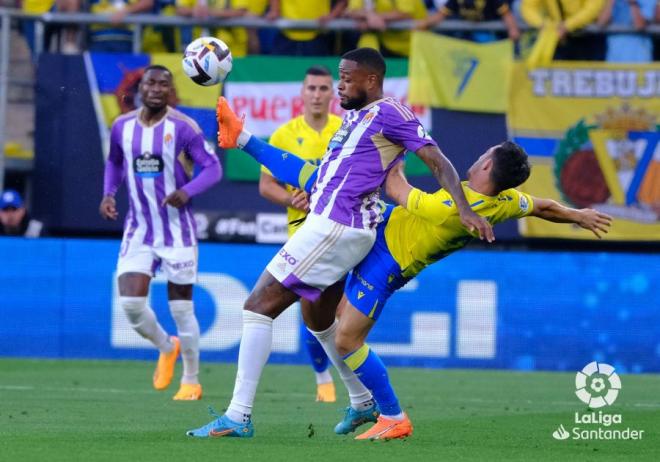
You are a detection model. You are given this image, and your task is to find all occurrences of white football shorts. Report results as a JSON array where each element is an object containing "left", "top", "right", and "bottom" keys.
[
  {"left": 266, "top": 213, "right": 376, "bottom": 301},
  {"left": 117, "top": 241, "right": 198, "bottom": 285}
]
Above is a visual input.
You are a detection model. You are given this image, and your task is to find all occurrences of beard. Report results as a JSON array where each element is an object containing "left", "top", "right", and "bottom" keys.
[{"left": 340, "top": 89, "right": 368, "bottom": 110}]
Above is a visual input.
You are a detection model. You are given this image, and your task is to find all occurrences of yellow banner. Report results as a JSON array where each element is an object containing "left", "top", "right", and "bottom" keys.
[
  {"left": 408, "top": 32, "right": 512, "bottom": 113},
  {"left": 508, "top": 61, "right": 660, "bottom": 241}
]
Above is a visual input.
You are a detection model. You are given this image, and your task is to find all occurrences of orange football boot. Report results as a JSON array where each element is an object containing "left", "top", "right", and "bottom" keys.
[
  {"left": 173, "top": 383, "right": 203, "bottom": 400},
  {"left": 216, "top": 96, "right": 244, "bottom": 149},
  {"left": 355, "top": 413, "right": 413, "bottom": 441},
  {"left": 153, "top": 336, "right": 180, "bottom": 390},
  {"left": 315, "top": 382, "right": 336, "bottom": 403}
]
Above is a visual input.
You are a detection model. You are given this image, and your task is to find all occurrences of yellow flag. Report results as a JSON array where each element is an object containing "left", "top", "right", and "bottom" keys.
[{"left": 408, "top": 31, "right": 513, "bottom": 113}]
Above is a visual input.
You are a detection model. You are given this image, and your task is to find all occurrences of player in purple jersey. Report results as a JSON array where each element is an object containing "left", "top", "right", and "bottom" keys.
[
  {"left": 100, "top": 65, "right": 222, "bottom": 401},
  {"left": 187, "top": 48, "right": 493, "bottom": 438}
]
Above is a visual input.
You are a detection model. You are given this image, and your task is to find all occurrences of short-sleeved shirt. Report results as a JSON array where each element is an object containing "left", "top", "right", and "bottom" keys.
[
  {"left": 606, "top": 0, "right": 655, "bottom": 63},
  {"left": 348, "top": 0, "right": 427, "bottom": 56},
  {"left": 441, "top": 0, "right": 510, "bottom": 21},
  {"left": 309, "top": 97, "right": 437, "bottom": 230},
  {"left": 265, "top": 114, "right": 343, "bottom": 236},
  {"left": 385, "top": 183, "right": 534, "bottom": 277},
  {"left": 107, "top": 107, "right": 219, "bottom": 248}
]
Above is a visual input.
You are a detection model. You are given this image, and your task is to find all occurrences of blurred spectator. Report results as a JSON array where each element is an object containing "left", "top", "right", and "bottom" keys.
[
  {"left": 0, "top": 190, "right": 44, "bottom": 238},
  {"left": 268, "top": 0, "right": 347, "bottom": 56},
  {"left": 20, "top": 0, "right": 81, "bottom": 54},
  {"left": 521, "top": 0, "right": 606, "bottom": 60},
  {"left": 88, "top": 0, "right": 155, "bottom": 53},
  {"left": 343, "top": 0, "right": 427, "bottom": 57},
  {"left": 416, "top": 0, "right": 520, "bottom": 42},
  {"left": 176, "top": 0, "right": 255, "bottom": 56},
  {"left": 598, "top": 0, "right": 655, "bottom": 62}
]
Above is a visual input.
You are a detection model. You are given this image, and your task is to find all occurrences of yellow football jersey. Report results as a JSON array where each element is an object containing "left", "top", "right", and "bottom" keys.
[
  {"left": 347, "top": 0, "right": 427, "bottom": 56},
  {"left": 266, "top": 114, "right": 342, "bottom": 236},
  {"left": 385, "top": 182, "right": 534, "bottom": 278}
]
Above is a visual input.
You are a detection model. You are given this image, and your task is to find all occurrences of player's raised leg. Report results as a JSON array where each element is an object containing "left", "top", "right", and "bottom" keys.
[{"left": 216, "top": 96, "right": 318, "bottom": 193}]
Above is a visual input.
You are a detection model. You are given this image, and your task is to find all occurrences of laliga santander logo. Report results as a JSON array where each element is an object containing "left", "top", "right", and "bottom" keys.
[{"left": 575, "top": 361, "right": 621, "bottom": 408}]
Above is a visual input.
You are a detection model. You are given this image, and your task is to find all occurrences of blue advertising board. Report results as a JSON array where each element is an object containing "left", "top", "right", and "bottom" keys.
[{"left": 1, "top": 238, "right": 658, "bottom": 372}]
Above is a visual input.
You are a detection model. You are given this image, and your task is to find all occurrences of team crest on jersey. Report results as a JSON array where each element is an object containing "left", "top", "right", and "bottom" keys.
[
  {"left": 134, "top": 152, "right": 164, "bottom": 178},
  {"left": 360, "top": 111, "right": 376, "bottom": 127},
  {"left": 519, "top": 194, "right": 529, "bottom": 212},
  {"left": 164, "top": 133, "right": 173, "bottom": 145}
]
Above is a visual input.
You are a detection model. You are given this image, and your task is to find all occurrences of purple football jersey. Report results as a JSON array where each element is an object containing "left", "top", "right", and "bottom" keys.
[{"left": 309, "top": 97, "right": 436, "bottom": 229}]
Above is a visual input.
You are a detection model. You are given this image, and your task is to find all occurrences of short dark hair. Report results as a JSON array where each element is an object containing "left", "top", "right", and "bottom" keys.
[
  {"left": 490, "top": 141, "right": 531, "bottom": 192},
  {"left": 341, "top": 48, "right": 386, "bottom": 79},
  {"left": 305, "top": 65, "right": 332, "bottom": 78},
  {"left": 143, "top": 64, "right": 172, "bottom": 76}
]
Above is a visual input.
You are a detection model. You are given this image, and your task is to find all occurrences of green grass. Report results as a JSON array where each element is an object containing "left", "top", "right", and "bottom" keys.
[{"left": 0, "top": 359, "right": 658, "bottom": 461}]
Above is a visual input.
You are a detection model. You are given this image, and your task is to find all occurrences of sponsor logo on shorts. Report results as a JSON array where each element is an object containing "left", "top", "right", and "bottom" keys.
[
  {"left": 278, "top": 249, "right": 297, "bottom": 266},
  {"left": 167, "top": 260, "right": 196, "bottom": 270},
  {"left": 354, "top": 270, "right": 374, "bottom": 291}
]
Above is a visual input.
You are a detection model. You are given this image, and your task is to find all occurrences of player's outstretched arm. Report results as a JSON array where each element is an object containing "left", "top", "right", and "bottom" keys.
[
  {"left": 415, "top": 145, "right": 495, "bottom": 242},
  {"left": 530, "top": 197, "right": 613, "bottom": 239}
]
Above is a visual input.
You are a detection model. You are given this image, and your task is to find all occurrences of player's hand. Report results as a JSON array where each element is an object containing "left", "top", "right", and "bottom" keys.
[
  {"left": 99, "top": 196, "right": 118, "bottom": 220},
  {"left": 162, "top": 189, "right": 190, "bottom": 208},
  {"left": 414, "top": 19, "right": 430, "bottom": 30},
  {"left": 289, "top": 189, "right": 310, "bottom": 212},
  {"left": 366, "top": 12, "right": 386, "bottom": 31},
  {"left": 192, "top": 4, "right": 210, "bottom": 19},
  {"left": 109, "top": 10, "right": 128, "bottom": 26},
  {"left": 459, "top": 210, "right": 495, "bottom": 243},
  {"left": 577, "top": 209, "right": 613, "bottom": 239}
]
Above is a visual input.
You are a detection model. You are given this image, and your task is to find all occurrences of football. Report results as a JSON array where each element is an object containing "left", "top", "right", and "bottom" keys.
[{"left": 182, "top": 37, "right": 233, "bottom": 86}]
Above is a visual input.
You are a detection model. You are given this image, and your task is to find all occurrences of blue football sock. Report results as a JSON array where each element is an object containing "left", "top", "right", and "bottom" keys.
[
  {"left": 243, "top": 136, "right": 318, "bottom": 193},
  {"left": 344, "top": 344, "right": 402, "bottom": 417},
  {"left": 301, "top": 322, "right": 330, "bottom": 374}
]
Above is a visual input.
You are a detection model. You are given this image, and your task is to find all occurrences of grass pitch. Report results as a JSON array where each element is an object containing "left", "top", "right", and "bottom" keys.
[{"left": 1, "top": 359, "right": 658, "bottom": 461}]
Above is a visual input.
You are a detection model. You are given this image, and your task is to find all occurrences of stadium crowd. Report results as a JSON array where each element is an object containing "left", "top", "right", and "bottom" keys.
[{"left": 5, "top": 0, "right": 660, "bottom": 61}]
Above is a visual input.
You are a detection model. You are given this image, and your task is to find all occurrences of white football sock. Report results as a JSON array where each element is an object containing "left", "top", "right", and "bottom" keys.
[
  {"left": 226, "top": 310, "right": 273, "bottom": 423},
  {"left": 120, "top": 296, "right": 171, "bottom": 352},
  {"left": 237, "top": 129, "right": 252, "bottom": 149},
  {"left": 308, "top": 321, "right": 373, "bottom": 407},
  {"left": 315, "top": 369, "right": 333, "bottom": 385},
  {"left": 169, "top": 300, "right": 200, "bottom": 385}
]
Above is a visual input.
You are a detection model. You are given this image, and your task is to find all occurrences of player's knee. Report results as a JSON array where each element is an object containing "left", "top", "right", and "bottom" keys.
[
  {"left": 243, "top": 290, "right": 277, "bottom": 318},
  {"left": 120, "top": 296, "right": 147, "bottom": 316},
  {"left": 169, "top": 299, "right": 194, "bottom": 323}
]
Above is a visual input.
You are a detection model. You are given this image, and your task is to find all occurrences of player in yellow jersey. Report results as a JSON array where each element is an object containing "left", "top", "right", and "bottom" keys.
[
  {"left": 213, "top": 99, "right": 612, "bottom": 440},
  {"left": 259, "top": 66, "right": 342, "bottom": 402}
]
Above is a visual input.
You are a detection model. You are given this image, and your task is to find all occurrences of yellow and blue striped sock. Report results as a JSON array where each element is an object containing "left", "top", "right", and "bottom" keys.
[{"left": 344, "top": 344, "right": 402, "bottom": 418}]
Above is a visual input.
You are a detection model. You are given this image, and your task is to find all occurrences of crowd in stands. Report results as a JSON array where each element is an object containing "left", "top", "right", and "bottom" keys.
[{"left": 6, "top": 0, "right": 660, "bottom": 61}]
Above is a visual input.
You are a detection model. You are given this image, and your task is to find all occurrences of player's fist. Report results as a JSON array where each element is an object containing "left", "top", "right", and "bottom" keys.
[
  {"left": 162, "top": 189, "right": 190, "bottom": 208},
  {"left": 99, "top": 196, "right": 118, "bottom": 220}
]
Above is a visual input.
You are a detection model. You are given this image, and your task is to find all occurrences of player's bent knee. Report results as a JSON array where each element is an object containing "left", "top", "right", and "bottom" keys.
[
  {"left": 335, "top": 331, "right": 361, "bottom": 357},
  {"left": 120, "top": 296, "right": 147, "bottom": 317}
]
